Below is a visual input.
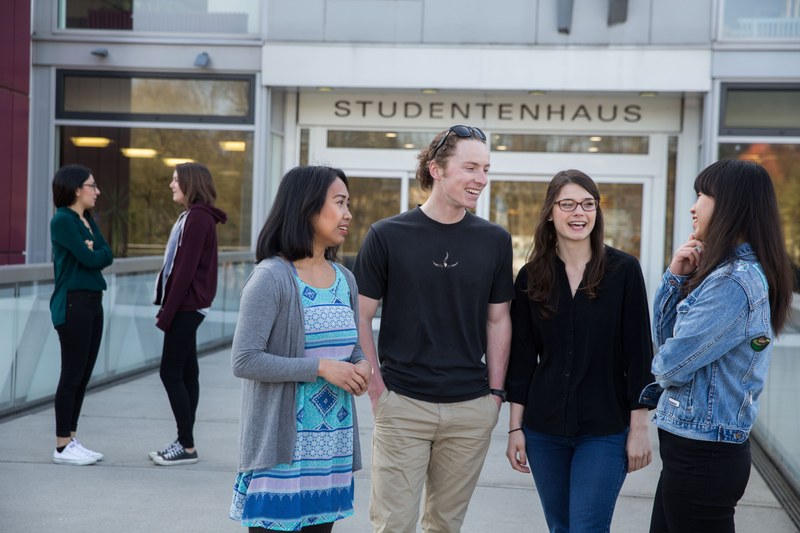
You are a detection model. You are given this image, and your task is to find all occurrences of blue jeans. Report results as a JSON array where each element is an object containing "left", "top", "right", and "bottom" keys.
[{"left": 524, "top": 426, "right": 628, "bottom": 533}]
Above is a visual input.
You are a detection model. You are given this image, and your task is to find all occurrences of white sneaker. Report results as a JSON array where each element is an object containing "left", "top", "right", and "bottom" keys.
[
  {"left": 73, "top": 439, "right": 104, "bottom": 461},
  {"left": 53, "top": 440, "right": 98, "bottom": 466}
]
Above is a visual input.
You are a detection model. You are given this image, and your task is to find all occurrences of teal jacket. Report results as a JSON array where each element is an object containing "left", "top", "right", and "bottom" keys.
[{"left": 50, "top": 207, "right": 114, "bottom": 327}]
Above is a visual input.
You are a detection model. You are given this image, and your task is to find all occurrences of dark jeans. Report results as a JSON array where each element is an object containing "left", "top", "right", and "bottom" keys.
[
  {"left": 248, "top": 524, "right": 334, "bottom": 533},
  {"left": 54, "top": 291, "right": 104, "bottom": 438},
  {"left": 159, "top": 310, "right": 204, "bottom": 449},
  {"left": 650, "top": 428, "right": 751, "bottom": 533},
  {"left": 524, "top": 426, "right": 629, "bottom": 533}
]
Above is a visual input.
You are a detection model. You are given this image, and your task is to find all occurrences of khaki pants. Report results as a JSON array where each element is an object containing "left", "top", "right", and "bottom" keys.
[{"left": 369, "top": 390, "right": 499, "bottom": 533}]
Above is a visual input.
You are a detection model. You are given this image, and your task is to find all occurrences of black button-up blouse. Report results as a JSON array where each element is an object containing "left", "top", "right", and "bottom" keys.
[{"left": 506, "top": 247, "right": 654, "bottom": 437}]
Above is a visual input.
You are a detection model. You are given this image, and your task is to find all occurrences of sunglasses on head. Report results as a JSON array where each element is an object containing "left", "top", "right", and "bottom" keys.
[{"left": 431, "top": 125, "right": 486, "bottom": 158}]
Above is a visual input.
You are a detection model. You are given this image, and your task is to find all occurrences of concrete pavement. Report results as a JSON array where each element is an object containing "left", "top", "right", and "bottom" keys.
[{"left": 0, "top": 346, "right": 795, "bottom": 532}]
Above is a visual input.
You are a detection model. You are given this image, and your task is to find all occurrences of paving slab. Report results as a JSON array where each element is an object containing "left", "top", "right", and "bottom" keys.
[{"left": 0, "top": 347, "right": 795, "bottom": 532}]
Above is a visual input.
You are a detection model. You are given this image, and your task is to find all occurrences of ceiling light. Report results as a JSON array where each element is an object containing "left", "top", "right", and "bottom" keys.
[
  {"left": 589, "top": 136, "right": 602, "bottom": 142},
  {"left": 588, "top": 147, "right": 600, "bottom": 153},
  {"left": 639, "top": 91, "right": 658, "bottom": 97},
  {"left": 496, "top": 145, "right": 509, "bottom": 151},
  {"left": 528, "top": 90, "right": 547, "bottom": 96},
  {"left": 421, "top": 89, "right": 438, "bottom": 94},
  {"left": 385, "top": 132, "right": 398, "bottom": 138},
  {"left": 317, "top": 87, "right": 334, "bottom": 92},
  {"left": 219, "top": 141, "right": 246, "bottom": 152},
  {"left": 71, "top": 137, "right": 112, "bottom": 148},
  {"left": 403, "top": 143, "right": 415, "bottom": 149},
  {"left": 121, "top": 147, "right": 157, "bottom": 158},
  {"left": 162, "top": 157, "right": 195, "bottom": 167}
]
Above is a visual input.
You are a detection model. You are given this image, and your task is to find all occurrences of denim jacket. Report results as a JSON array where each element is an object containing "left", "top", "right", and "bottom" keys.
[{"left": 640, "top": 243, "right": 772, "bottom": 444}]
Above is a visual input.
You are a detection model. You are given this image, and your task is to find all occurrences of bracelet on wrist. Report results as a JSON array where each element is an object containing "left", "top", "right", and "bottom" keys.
[
  {"left": 508, "top": 427, "right": 523, "bottom": 434},
  {"left": 357, "top": 360, "right": 374, "bottom": 375}
]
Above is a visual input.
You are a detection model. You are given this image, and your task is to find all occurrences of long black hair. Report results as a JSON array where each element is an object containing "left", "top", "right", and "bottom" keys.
[
  {"left": 255, "top": 166, "right": 348, "bottom": 263},
  {"left": 685, "top": 159, "right": 793, "bottom": 333}
]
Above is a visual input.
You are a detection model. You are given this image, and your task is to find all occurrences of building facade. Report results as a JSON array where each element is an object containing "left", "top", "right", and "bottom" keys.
[{"left": 7, "top": 0, "right": 800, "bottom": 514}]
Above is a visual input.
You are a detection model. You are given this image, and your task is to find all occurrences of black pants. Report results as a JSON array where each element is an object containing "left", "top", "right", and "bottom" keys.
[
  {"left": 650, "top": 428, "right": 751, "bottom": 533},
  {"left": 54, "top": 291, "right": 104, "bottom": 438},
  {"left": 248, "top": 523, "right": 334, "bottom": 533},
  {"left": 159, "top": 311, "right": 204, "bottom": 449}
]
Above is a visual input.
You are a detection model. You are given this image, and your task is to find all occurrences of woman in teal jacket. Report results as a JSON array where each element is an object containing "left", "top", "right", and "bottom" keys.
[{"left": 50, "top": 164, "right": 113, "bottom": 466}]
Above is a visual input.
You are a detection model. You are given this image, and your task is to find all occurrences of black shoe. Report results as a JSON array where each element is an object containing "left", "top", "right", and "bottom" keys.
[{"left": 152, "top": 443, "right": 198, "bottom": 466}]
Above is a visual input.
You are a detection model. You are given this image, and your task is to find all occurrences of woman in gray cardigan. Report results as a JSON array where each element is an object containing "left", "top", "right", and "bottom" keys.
[{"left": 229, "top": 166, "right": 372, "bottom": 533}]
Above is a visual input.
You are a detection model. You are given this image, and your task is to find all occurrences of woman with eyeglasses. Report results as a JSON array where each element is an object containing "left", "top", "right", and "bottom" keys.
[
  {"left": 50, "top": 164, "right": 113, "bottom": 465},
  {"left": 505, "top": 169, "right": 654, "bottom": 532},
  {"left": 150, "top": 162, "right": 227, "bottom": 466}
]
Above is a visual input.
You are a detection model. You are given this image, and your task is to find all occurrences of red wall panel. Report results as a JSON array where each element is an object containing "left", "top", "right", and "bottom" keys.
[{"left": 0, "top": 0, "right": 30, "bottom": 265}]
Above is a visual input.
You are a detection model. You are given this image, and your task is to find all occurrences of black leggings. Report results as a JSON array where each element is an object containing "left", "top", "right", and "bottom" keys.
[
  {"left": 159, "top": 311, "right": 204, "bottom": 449},
  {"left": 650, "top": 429, "right": 751, "bottom": 533},
  {"left": 248, "top": 523, "right": 334, "bottom": 533},
  {"left": 54, "top": 291, "right": 104, "bottom": 438}
]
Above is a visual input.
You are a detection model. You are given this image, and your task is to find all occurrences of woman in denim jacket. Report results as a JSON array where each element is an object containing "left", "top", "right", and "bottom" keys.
[{"left": 644, "top": 159, "right": 793, "bottom": 533}]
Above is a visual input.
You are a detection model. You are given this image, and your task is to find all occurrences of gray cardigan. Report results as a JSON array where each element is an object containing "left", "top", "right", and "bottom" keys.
[{"left": 231, "top": 256, "right": 366, "bottom": 472}]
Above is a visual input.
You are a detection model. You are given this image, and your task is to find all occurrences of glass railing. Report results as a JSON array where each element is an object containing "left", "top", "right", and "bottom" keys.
[
  {"left": 0, "top": 251, "right": 253, "bottom": 417},
  {"left": 58, "top": 0, "right": 261, "bottom": 35},
  {"left": 720, "top": 0, "right": 800, "bottom": 41}
]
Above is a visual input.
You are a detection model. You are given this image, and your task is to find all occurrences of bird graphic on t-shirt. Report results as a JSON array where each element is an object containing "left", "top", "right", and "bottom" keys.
[{"left": 433, "top": 252, "right": 458, "bottom": 269}]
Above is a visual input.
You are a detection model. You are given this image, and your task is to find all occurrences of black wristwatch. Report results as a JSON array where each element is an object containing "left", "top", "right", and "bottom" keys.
[{"left": 489, "top": 388, "right": 507, "bottom": 402}]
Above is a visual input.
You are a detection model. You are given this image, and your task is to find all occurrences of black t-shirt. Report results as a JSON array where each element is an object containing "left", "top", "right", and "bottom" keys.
[
  {"left": 505, "top": 247, "right": 654, "bottom": 436},
  {"left": 353, "top": 208, "right": 514, "bottom": 403}
]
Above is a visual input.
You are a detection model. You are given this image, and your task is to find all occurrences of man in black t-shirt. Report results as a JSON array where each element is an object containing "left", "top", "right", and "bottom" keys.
[{"left": 353, "top": 125, "right": 514, "bottom": 533}]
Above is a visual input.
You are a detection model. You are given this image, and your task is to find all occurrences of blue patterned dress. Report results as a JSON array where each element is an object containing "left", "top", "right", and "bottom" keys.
[{"left": 230, "top": 263, "right": 357, "bottom": 530}]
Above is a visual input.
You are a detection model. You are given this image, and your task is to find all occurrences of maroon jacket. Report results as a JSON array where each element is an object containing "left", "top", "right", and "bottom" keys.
[{"left": 154, "top": 203, "right": 227, "bottom": 332}]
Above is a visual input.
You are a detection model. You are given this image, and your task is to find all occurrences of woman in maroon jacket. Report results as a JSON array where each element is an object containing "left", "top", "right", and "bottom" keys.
[{"left": 150, "top": 162, "right": 227, "bottom": 466}]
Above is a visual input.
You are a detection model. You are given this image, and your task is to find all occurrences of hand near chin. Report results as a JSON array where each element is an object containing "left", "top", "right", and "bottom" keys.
[{"left": 669, "top": 233, "right": 704, "bottom": 276}]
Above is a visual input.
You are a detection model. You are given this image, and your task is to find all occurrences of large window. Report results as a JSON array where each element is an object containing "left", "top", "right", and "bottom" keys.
[
  {"left": 720, "top": 85, "right": 800, "bottom": 136},
  {"left": 60, "top": 126, "right": 253, "bottom": 257},
  {"left": 719, "top": 143, "right": 800, "bottom": 303},
  {"left": 58, "top": 0, "right": 260, "bottom": 34},
  {"left": 57, "top": 72, "right": 254, "bottom": 124},
  {"left": 57, "top": 71, "right": 255, "bottom": 258}
]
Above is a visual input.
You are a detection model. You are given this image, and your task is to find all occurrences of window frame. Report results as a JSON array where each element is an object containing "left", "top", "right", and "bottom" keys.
[
  {"left": 55, "top": 70, "right": 256, "bottom": 125},
  {"left": 719, "top": 83, "right": 800, "bottom": 137}
]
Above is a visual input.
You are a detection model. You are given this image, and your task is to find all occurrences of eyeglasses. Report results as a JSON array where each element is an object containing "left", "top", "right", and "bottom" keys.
[
  {"left": 431, "top": 125, "right": 486, "bottom": 159},
  {"left": 81, "top": 183, "right": 98, "bottom": 191},
  {"left": 555, "top": 199, "right": 598, "bottom": 212}
]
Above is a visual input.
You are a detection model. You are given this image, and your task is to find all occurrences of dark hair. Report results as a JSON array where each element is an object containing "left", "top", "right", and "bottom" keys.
[
  {"left": 524, "top": 169, "right": 606, "bottom": 318},
  {"left": 255, "top": 166, "right": 349, "bottom": 263},
  {"left": 52, "top": 164, "right": 94, "bottom": 208},
  {"left": 683, "top": 159, "right": 793, "bottom": 333},
  {"left": 415, "top": 127, "right": 486, "bottom": 191},
  {"left": 175, "top": 162, "right": 216, "bottom": 206}
]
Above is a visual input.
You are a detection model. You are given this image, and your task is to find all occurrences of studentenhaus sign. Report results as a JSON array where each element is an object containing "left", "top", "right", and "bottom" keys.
[{"left": 299, "top": 93, "right": 682, "bottom": 133}]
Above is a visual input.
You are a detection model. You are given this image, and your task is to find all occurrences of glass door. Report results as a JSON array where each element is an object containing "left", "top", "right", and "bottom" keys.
[
  {"left": 339, "top": 172, "right": 423, "bottom": 271},
  {"left": 308, "top": 127, "right": 671, "bottom": 296}
]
